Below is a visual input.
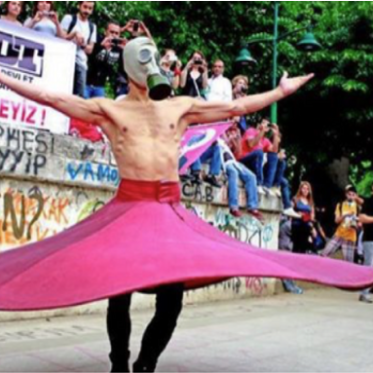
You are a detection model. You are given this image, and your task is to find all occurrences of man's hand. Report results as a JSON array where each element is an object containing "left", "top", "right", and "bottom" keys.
[
  {"left": 101, "top": 37, "right": 113, "bottom": 50},
  {"left": 279, "top": 72, "right": 314, "bottom": 98}
]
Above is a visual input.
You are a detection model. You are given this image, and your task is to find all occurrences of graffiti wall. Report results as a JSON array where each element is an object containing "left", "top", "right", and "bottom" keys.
[{"left": 0, "top": 180, "right": 113, "bottom": 251}]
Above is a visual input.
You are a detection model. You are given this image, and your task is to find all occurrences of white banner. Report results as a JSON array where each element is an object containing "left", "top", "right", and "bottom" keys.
[{"left": 0, "top": 21, "right": 76, "bottom": 134}]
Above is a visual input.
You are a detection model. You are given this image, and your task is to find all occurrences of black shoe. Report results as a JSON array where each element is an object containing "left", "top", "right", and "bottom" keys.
[
  {"left": 180, "top": 174, "right": 194, "bottom": 183},
  {"left": 111, "top": 364, "right": 130, "bottom": 373},
  {"left": 191, "top": 173, "right": 202, "bottom": 186},
  {"left": 204, "top": 175, "right": 222, "bottom": 188}
]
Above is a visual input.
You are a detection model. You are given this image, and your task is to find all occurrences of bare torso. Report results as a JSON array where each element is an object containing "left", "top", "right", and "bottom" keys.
[{"left": 98, "top": 97, "right": 192, "bottom": 182}]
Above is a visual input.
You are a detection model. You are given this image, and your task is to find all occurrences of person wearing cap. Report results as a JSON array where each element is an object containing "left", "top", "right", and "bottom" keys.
[{"left": 322, "top": 185, "right": 361, "bottom": 263}]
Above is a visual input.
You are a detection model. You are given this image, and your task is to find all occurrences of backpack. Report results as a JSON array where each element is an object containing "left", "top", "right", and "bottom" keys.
[{"left": 67, "top": 14, "right": 95, "bottom": 45}]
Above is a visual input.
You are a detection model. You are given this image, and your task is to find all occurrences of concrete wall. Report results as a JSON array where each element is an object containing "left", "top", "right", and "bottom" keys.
[{"left": 0, "top": 123, "right": 282, "bottom": 321}]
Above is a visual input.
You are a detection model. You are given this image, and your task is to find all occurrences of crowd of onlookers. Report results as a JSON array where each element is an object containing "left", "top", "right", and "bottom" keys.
[{"left": 280, "top": 182, "right": 373, "bottom": 304}]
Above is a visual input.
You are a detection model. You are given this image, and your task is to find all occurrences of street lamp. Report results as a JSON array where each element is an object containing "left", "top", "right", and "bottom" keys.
[{"left": 236, "top": 1, "right": 322, "bottom": 123}]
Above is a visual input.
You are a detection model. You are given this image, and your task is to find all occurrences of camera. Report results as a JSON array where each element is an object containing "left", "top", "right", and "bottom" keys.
[
  {"left": 43, "top": 11, "right": 53, "bottom": 17},
  {"left": 240, "top": 86, "right": 248, "bottom": 94},
  {"left": 111, "top": 38, "right": 122, "bottom": 47},
  {"left": 133, "top": 21, "right": 140, "bottom": 33},
  {"left": 194, "top": 58, "right": 203, "bottom": 65}
]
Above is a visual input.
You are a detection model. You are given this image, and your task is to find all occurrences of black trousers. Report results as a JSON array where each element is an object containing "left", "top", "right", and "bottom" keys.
[{"left": 107, "top": 284, "right": 184, "bottom": 372}]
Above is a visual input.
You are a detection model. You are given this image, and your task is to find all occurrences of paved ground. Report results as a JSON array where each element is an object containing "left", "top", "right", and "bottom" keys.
[{"left": 0, "top": 289, "right": 372, "bottom": 372}]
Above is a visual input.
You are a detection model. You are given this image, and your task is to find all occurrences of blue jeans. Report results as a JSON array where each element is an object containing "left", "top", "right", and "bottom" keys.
[
  {"left": 85, "top": 85, "right": 106, "bottom": 99},
  {"left": 191, "top": 144, "right": 221, "bottom": 176},
  {"left": 239, "top": 149, "right": 264, "bottom": 186},
  {"left": 361, "top": 242, "right": 373, "bottom": 296},
  {"left": 273, "top": 159, "right": 292, "bottom": 209},
  {"left": 226, "top": 162, "right": 258, "bottom": 210},
  {"left": 74, "top": 63, "right": 87, "bottom": 98},
  {"left": 263, "top": 152, "right": 279, "bottom": 188}
]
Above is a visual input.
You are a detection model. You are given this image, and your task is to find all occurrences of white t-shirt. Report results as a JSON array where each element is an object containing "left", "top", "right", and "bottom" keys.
[
  {"left": 61, "top": 14, "right": 97, "bottom": 70},
  {"left": 206, "top": 75, "right": 233, "bottom": 102}
]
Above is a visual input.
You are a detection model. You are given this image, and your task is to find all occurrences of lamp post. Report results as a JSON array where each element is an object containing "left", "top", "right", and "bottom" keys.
[{"left": 236, "top": 1, "right": 322, "bottom": 124}]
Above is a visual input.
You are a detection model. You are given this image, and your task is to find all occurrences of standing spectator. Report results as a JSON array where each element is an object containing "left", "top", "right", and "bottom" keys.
[
  {"left": 1, "top": 1, "right": 23, "bottom": 25},
  {"left": 160, "top": 49, "right": 182, "bottom": 91},
  {"left": 279, "top": 215, "right": 304, "bottom": 294},
  {"left": 292, "top": 182, "right": 315, "bottom": 254},
  {"left": 359, "top": 183, "right": 373, "bottom": 303},
  {"left": 239, "top": 119, "right": 279, "bottom": 195},
  {"left": 232, "top": 75, "right": 250, "bottom": 134},
  {"left": 24, "top": 2, "right": 65, "bottom": 38},
  {"left": 322, "top": 185, "right": 360, "bottom": 263},
  {"left": 86, "top": 21, "right": 126, "bottom": 99},
  {"left": 61, "top": 1, "right": 97, "bottom": 98},
  {"left": 218, "top": 138, "right": 262, "bottom": 220},
  {"left": 206, "top": 59, "right": 232, "bottom": 102},
  {"left": 180, "top": 51, "right": 208, "bottom": 99}
]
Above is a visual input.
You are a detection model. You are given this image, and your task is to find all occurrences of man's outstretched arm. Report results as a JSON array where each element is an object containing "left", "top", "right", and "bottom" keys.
[
  {"left": 182, "top": 73, "right": 314, "bottom": 125},
  {"left": 0, "top": 73, "right": 107, "bottom": 125}
]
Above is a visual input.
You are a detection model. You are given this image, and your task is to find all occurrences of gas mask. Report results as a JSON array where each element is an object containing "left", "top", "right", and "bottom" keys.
[{"left": 123, "top": 37, "right": 172, "bottom": 101}]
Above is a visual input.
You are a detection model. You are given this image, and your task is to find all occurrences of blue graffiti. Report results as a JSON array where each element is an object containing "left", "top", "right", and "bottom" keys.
[{"left": 67, "top": 162, "right": 120, "bottom": 186}]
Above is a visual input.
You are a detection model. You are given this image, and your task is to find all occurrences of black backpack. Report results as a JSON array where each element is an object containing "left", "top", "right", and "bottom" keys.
[{"left": 67, "top": 14, "right": 95, "bottom": 45}]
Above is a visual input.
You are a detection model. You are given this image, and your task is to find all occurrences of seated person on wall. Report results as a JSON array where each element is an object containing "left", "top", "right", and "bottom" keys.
[
  {"left": 238, "top": 118, "right": 279, "bottom": 196},
  {"left": 322, "top": 185, "right": 361, "bottom": 263},
  {"left": 265, "top": 146, "right": 300, "bottom": 218},
  {"left": 85, "top": 21, "right": 127, "bottom": 99},
  {"left": 160, "top": 49, "right": 182, "bottom": 93},
  {"left": 218, "top": 136, "right": 262, "bottom": 221},
  {"left": 187, "top": 142, "right": 223, "bottom": 188}
]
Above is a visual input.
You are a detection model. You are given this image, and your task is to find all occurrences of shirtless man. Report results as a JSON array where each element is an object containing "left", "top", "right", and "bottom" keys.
[{"left": 0, "top": 37, "right": 313, "bottom": 372}]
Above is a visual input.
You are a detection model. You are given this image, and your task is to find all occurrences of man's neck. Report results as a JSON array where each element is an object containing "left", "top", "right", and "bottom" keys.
[
  {"left": 78, "top": 13, "right": 89, "bottom": 22},
  {"left": 127, "top": 82, "right": 151, "bottom": 103}
]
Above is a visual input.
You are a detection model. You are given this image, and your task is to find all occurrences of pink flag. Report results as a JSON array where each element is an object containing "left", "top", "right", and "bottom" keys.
[{"left": 179, "top": 122, "right": 232, "bottom": 175}]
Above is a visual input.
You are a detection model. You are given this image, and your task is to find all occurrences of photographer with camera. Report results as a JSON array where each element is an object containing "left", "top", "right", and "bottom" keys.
[
  {"left": 85, "top": 21, "right": 126, "bottom": 99},
  {"left": 322, "top": 185, "right": 361, "bottom": 263},
  {"left": 238, "top": 119, "right": 280, "bottom": 194},
  {"left": 61, "top": 1, "right": 97, "bottom": 98},
  {"left": 24, "top": 2, "right": 65, "bottom": 38},
  {"left": 206, "top": 59, "right": 232, "bottom": 102},
  {"left": 160, "top": 49, "right": 182, "bottom": 92},
  {"left": 180, "top": 51, "right": 208, "bottom": 99}
]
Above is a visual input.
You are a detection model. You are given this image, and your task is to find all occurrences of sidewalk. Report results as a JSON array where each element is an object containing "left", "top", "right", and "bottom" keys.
[{"left": 0, "top": 289, "right": 372, "bottom": 372}]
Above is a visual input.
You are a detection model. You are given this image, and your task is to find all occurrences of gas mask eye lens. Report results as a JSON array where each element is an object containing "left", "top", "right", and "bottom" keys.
[{"left": 139, "top": 49, "right": 152, "bottom": 64}]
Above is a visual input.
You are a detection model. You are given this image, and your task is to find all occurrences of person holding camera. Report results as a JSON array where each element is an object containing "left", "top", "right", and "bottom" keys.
[
  {"left": 1, "top": 1, "right": 23, "bottom": 25},
  {"left": 180, "top": 51, "right": 208, "bottom": 99},
  {"left": 206, "top": 59, "right": 232, "bottom": 102},
  {"left": 61, "top": 1, "right": 97, "bottom": 98},
  {"left": 85, "top": 21, "right": 126, "bottom": 99},
  {"left": 24, "top": 2, "right": 65, "bottom": 38},
  {"left": 322, "top": 185, "right": 361, "bottom": 263},
  {"left": 238, "top": 119, "right": 278, "bottom": 194},
  {"left": 160, "top": 49, "right": 182, "bottom": 92}
]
